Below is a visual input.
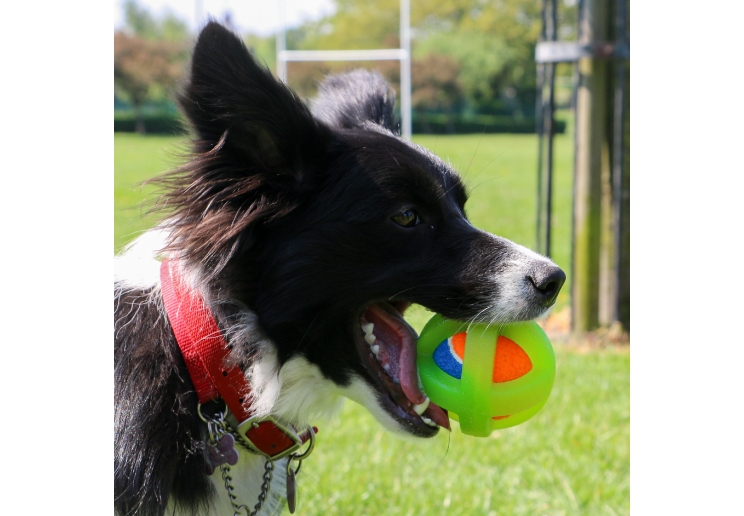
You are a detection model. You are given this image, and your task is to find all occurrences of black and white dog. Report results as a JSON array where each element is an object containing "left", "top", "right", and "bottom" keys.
[{"left": 114, "top": 22, "right": 565, "bottom": 516}]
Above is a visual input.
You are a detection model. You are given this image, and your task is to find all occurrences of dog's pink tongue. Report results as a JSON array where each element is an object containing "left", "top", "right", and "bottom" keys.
[{"left": 365, "top": 304, "right": 450, "bottom": 430}]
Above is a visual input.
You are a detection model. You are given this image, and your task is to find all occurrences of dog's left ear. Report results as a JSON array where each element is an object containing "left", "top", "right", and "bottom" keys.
[
  {"left": 164, "top": 22, "right": 336, "bottom": 272},
  {"left": 179, "top": 21, "right": 332, "bottom": 176}
]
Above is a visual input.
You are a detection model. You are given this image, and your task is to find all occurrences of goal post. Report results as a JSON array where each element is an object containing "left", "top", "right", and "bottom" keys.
[{"left": 275, "top": 0, "right": 412, "bottom": 139}]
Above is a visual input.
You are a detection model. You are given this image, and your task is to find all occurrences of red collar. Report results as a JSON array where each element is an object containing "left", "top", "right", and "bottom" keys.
[{"left": 160, "top": 259, "right": 313, "bottom": 459}]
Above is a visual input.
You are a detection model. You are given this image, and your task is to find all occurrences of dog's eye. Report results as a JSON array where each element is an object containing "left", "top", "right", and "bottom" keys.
[{"left": 392, "top": 209, "right": 421, "bottom": 228}]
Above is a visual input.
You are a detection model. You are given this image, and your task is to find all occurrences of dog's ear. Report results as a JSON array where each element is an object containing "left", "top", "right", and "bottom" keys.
[
  {"left": 178, "top": 21, "right": 332, "bottom": 174},
  {"left": 163, "top": 22, "right": 336, "bottom": 273},
  {"left": 311, "top": 70, "right": 398, "bottom": 133}
]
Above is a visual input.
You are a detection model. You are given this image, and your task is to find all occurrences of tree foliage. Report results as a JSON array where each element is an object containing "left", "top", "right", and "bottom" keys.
[
  {"left": 411, "top": 54, "right": 463, "bottom": 132},
  {"left": 291, "top": 0, "right": 575, "bottom": 117},
  {"left": 122, "top": 0, "right": 190, "bottom": 42},
  {"left": 411, "top": 55, "right": 461, "bottom": 111},
  {"left": 114, "top": 32, "right": 185, "bottom": 103},
  {"left": 114, "top": 1, "right": 190, "bottom": 133}
]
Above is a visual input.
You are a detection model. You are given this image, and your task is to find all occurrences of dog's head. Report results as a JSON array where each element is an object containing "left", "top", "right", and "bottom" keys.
[{"left": 162, "top": 22, "right": 564, "bottom": 438}]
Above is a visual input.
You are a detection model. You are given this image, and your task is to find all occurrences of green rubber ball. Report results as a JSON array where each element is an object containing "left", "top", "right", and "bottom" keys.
[{"left": 417, "top": 314, "right": 556, "bottom": 437}]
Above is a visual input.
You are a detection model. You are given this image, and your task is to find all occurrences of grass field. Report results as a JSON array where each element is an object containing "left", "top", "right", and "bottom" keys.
[{"left": 114, "top": 131, "right": 629, "bottom": 515}]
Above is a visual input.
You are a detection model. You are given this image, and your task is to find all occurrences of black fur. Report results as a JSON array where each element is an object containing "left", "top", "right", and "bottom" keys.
[
  {"left": 114, "top": 286, "right": 211, "bottom": 516},
  {"left": 114, "top": 21, "right": 565, "bottom": 516},
  {"left": 311, "top": 70, "right": 397, "bottom": 131}
]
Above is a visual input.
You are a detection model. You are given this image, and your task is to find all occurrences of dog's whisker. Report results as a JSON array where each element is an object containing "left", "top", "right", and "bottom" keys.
[{"left": 464, "top": 125, "right": 486, "bottom": 176}]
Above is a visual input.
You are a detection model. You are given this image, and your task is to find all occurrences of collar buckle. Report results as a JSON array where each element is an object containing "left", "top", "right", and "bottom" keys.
[{"left": 237, "top": 415, "right": 305, "bottom": 460}]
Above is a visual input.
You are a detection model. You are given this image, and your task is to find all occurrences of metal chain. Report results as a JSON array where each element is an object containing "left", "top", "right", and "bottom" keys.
[
  {"left": 198, "top": 403, "right": 258, "bottom": 455},
  {"left": 220, "top": 458, "right": 274, "bottom": 516},
  {"left": 200, "top": 404, "right": 275, "bottom": 516},
  {"left": 207, "top": 418, "right": 229, "bottom": 444}
]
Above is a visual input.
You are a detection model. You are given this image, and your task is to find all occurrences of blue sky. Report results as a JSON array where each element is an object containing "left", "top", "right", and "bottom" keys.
[{"left": 114, "top": 0, "right": 336, "bottom": 36}]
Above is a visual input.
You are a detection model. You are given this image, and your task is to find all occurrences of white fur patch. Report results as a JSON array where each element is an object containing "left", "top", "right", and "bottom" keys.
[
  {"left": 248, "top": 353, "right": 345, "bottom": 427},
  {"left": 114, "top": 229, "right": 168, "bottom": 289},
  {"left": 274, "top": 357, "right": 346, "bottom": 424},
  {"left": 483, "top": 236, "right": 560, "bottom": 323},
  {"left": 245, "top": 346, "right": 282, "bottom": 418},
  {"left": 340, "top": 374, "right": 413, "bottom": 437},
  {"left": 114, "top": 227, "right": 208, "bottom": 304},
  {"left": 252, "top": 354, "right": 417, "bottom": 439}
]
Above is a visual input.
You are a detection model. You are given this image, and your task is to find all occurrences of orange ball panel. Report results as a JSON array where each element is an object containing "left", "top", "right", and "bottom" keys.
[
  {"left": 492, "top": 336, "right": 532, "bottom": 383},
  {"left": 451, "top": 332, "right": 466, "bottom": 360}
]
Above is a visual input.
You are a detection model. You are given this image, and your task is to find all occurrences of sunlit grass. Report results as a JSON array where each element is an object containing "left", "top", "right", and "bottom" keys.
[
  {"left": 301, "top": 346, "right": 629, "bottom": 515},
  {"left": 113, "top": 133, "right": 188, "bottom": 252}
]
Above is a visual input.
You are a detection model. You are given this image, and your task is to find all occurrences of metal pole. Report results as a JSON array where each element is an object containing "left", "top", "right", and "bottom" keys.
[
  {"left": 400, "top": 0, "right": 412, "bottom": 139},
  {"left": 544, "top": 59, "right": 555, "bottom": 259},
  {"left": 194, "top": 0, "right": 203, "bottom": 31},
  {"left": 535, "top": 0, "right": 547, "bottom": 254},
  {"left": 537, "top": 0, "right": 557, "bottom": 258},
  {"left": 569, "top": 0, "right": 582, "bottom": 331},
  {"left": 280, "top": 49, "right": 406, "bottom": 61},
  {"left": 276, "top": 0, "right": 287, "bottom": 82},
  {"left": 544, "top": 0, "right": 557, "bottom": 259}
]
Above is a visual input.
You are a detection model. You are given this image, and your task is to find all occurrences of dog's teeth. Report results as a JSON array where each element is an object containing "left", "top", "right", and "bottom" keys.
[
  {"left": 421, "top": 416, "right": 437, "bottom": 427},
  {"left": 413, "top": 397, "right": 430, "bottom": 416},
  {"left": 371, "top": 344, "right": 380, "bottom": 356},
  {"left": 364, "top": 333, "right": 377, "bottom": 345},
  {"left": 383, "top": 364, "right": 390, "bottom": 373},
  {"left": 362, "top": 322, "right": 374, "bottom": 335}
]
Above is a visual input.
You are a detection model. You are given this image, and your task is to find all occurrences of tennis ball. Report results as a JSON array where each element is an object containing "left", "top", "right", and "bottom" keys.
[{"left": 417, "top": 314, "right": 556, "bottom": 437}]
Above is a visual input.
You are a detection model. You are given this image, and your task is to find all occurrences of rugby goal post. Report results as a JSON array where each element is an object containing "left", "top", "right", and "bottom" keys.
[{"left": 275, "top": 0, "right": 412, "bottom": 139}]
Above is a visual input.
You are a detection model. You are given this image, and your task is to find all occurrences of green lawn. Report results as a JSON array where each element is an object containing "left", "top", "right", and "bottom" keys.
[
  {"left": 114, "top": 131, "right": 628, "bottom": 515},
  {"left": 304, "top": 348, "right": 629, "bottom": 516},
  {"left": 114, "top": 133, "right": 189, "bottom": 251}
]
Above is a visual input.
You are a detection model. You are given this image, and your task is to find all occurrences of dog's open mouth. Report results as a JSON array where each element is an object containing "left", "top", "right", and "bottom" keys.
[{"left": 355, "top": 302, "right": 450, "bottom": 436}]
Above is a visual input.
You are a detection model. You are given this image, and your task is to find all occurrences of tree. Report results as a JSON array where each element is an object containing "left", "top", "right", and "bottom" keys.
[
  {"left": 114, "top": 0, "right": 190, "bottom": 133},
  {"left": 122, "top": 0, "right": 190, "bottom": 42},
  {"left": 411, "top": 54, "right": 463, "bottom": 133},
  {"left": 414, "top": 30, "right": 515, "bottom": 114},
  {"left": 114, "top": 31, "right": 186, "bottom": 133}
]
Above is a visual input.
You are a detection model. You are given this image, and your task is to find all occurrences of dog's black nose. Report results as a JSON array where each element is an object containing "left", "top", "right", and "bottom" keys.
[{"left": 528, "top": 265, "right": 566, "bottom": 307}]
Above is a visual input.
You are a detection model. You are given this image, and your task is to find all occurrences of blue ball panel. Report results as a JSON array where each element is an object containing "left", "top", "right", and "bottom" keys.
[{"left": 433, "top": 338, "right": 463, "bottom": 379}]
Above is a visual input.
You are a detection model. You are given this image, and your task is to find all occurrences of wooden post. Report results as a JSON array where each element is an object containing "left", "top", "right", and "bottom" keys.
[
  {"left": 616, "top": 0, "right": 630, "bottom": 331},
  {"left": 571, "top": 0, "right": 611, "bottom": 333},
  {"left": 617, "top": 72, "right": 630, "bottom": 331}
]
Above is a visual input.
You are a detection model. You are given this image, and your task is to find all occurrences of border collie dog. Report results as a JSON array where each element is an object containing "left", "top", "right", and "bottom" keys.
[{"left": 114, "top": 22, "right": 565, "bottom": 516}]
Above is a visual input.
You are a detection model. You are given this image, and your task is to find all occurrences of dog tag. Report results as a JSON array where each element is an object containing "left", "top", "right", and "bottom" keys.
[
  {"left": 286, "top": 467, "right": 297, "bottom": 514},
  {"left": 205, "top": 433, "right": 240, "bottom": 475}
]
